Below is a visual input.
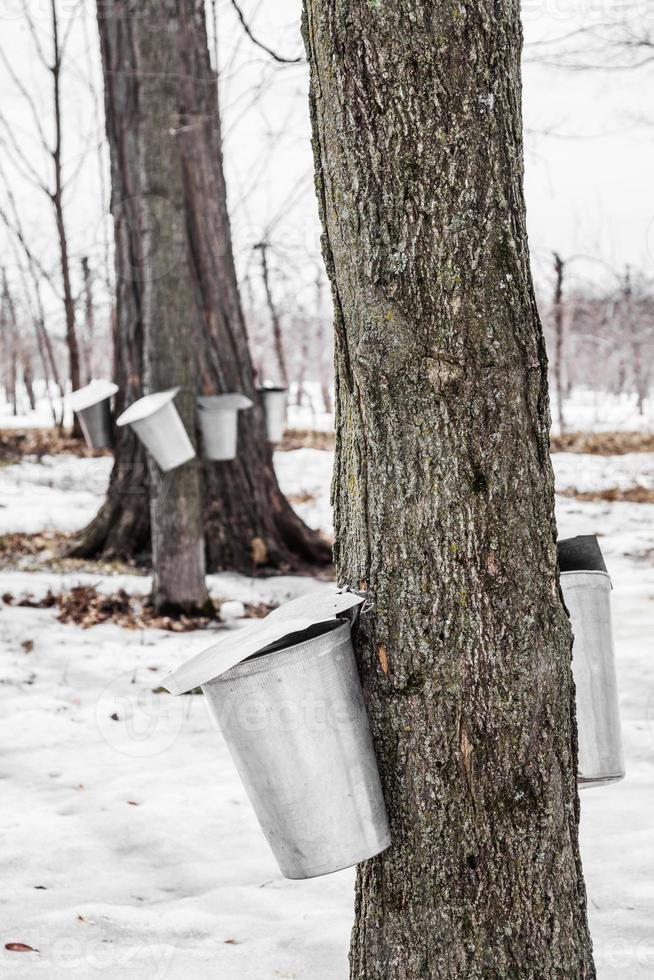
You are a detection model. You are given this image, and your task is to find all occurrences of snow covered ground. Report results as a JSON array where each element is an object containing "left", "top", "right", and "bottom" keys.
[{"left": 1, "top": 446, "right": 653, "bottom": 978}]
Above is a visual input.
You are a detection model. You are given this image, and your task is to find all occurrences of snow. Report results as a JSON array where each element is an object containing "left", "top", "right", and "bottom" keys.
[
  {"left": 553, "top": 453, "right": 654, "bottom": 495},
  {"left": 0, "top": 456, "right": 112, "bottom": 535},
  {"left": 1, "top": 446, "right": 654, "bottom": 977},
  {"left": 0, "top": 448, "right": 330, "bottom": 538},
  {"left": 550, "top": 389, "right": 654, "bottom": 435}
]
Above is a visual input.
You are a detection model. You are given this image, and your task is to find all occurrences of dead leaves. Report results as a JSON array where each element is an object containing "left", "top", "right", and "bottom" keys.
[
  {"left": 3, "top": 584, "right": 278, "bottom": 631},
  {"left": 550, "top": 430, "right": 654, "bottom": 455},
  {"left": 3, "top": 585, "right": 223, "bottom": 632},
  {"left": 5, "top": 943, "right": 38, "bottom": 953},
  {"left": 279, "top": 428, "right": 334, "bottom": 452},
  {"left": 558, "top": 485, "right": 654, "bottom": 504},
  {"left": 0, "top": 426, "right": 109, "bottom": 461}
]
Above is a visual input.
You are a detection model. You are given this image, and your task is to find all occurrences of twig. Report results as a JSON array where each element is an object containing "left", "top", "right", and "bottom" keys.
[{"left": 227, "top": 0, "right": 305, "bottom": 65}]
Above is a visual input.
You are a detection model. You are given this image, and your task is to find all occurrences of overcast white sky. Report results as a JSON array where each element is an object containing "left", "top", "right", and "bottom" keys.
[{"left": 0, "top": 0, "right": 652, "bottom": 339}]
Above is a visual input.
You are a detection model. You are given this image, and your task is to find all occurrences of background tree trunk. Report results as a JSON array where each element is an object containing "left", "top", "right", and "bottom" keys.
[
  {"left": 50, "top": 0, "right": 82, "bottom": 436},
  {"left": 73, "top": 0, "right": 329, "bottom": 574},
  {"left": 1, "top": 270, "right": 19, "bottom": 415},
  {"left": 137, "top": 2, "right": 208, "bottom": 612},
  {"left": 71, "top": 1, "right": 150, "bottom": 562},
  {"left": 81, "top": 256, "right": 96, "bottom": 384},
  {"left": 303, "top": 2, "right": 595, "bottom": 977},
  {"left": 553, "top": 252, "right": 566, "bottom": 435}
]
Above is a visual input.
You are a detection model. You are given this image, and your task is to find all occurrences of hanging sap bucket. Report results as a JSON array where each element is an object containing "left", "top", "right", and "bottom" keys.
[
  {"left": 258, "top": 386, "right": 288, "bottom": 444},
  {"left": 164, "top": 590, "right": 391, "bottom": 879},
  {"left": 558, "top": 535, "right": 625, "bottom": 788},
  {"left": 69, "top": 380, "right": 118, "bottom": 450},
  {"left": 116, "top": 387, "right": 195, "bottom": 472},
  {"left": 197, "top": 393, "right": 253, "bottom": 461}
]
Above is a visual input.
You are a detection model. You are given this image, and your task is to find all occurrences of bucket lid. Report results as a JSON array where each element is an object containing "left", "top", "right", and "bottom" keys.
[
  {"left": 162, "top": 588, "right": 365, "bottom": 695},
  {"left": 197, "top": 393, "right": 253, "bottom": 412},
  {"left": 558, "top": 535, "right": 608, "bottom": 574},
  {"left": 116, "top": 387, "right": 180, "bottom": 427},
  {"left": 69, "top": 379, "right": 119, "bottom": 412}
]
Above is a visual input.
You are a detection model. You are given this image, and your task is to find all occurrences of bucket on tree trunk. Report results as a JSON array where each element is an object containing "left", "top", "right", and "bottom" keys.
[
  {"left": 257, "top": 386, "right": 288, "bottom": 444},
  {"left": 164, "top": 589, "right": 391, "bottom": 879},
  {"left": 558, "top": 535, "right": 625, "bottom": 788},
  {"left": 197, "top": 394, "right": 253, "bottom": 461},
  {"left": 69, "top": 380, "right": 118, "bottom": 450},
  {"left": 116, "top": 387, "right": 195, "bottom": 472}
]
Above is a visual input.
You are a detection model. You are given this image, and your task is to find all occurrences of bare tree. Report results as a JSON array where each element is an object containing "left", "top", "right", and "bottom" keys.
[
  {"left": 255, "top": 240, "right": 289, "bottom": 387},
  {"left": 80, "top": 256, "right": 96, "bottom": 384},
  {"left": 0, "top": 0, "right": 88, "bottom": 432},
  {"left": 0, "top": 270, "right": 19, "bottom": 415},
  {"left": 552, "top": 252, "right": 567, "bottom": 433},
  {"left": 621, "top": 267, "right": 650, "bottom": 415}
]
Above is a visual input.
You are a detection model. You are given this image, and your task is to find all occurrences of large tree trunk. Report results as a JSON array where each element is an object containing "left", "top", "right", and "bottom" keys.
[
  {"left": 70, "top": 3, "right": 150, "bottom": 561},
  {"left": 303, "top": 2, "right": 595, "bottom": 978},
  {"left": 73, "top": 0, "right": 329, "bottom": 574}
]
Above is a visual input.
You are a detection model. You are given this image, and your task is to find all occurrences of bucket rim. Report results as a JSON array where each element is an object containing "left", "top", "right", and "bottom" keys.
[
  {"left": 579, "top": 772, "right": 625, "bottom": 788},
  {"left": 257, "top": 385, "right": 288, "bottom": 395},
  {"left": 197, "top": 393, "right": 253, "bottom": 412},
  {"left": 205, "top": 619, "right": 351, "bottom": 682},
  {"left": 116, "top": 387, "right": 180, "bottom": 427},
  {"left": 69, "top": 379, "right": 119, "bottom": 412},
  {"left": 163, "top": 588, "right": 365, "bottom": 695},
  {"left": 560, "top": 569, "right": 612, "bottom": 588}
]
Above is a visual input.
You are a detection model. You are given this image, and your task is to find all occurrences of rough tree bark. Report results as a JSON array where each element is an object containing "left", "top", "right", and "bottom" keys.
[
  {"left": 74, "top": 0, "right": 330, "bottom": 574},
  {"left": 303, "top": 2, "right": 595, "bottom": 978}
]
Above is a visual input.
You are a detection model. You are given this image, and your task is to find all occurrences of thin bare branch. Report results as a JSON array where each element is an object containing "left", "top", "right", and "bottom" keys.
[{"left": 227, "top": 0, "right": 305, "bottom": 65}]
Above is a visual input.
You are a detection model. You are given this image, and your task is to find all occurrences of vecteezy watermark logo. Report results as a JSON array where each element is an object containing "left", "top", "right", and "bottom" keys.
[
  {"left": 95, "top": 669, "right": 189, "bottom": 758},
  {"left": 593, "top": 937, "right": 654, "bottom": 971}
]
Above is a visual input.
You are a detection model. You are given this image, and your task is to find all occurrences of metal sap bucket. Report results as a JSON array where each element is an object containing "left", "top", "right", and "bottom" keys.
[
  {"left": 69, "top": 380, "right": 118, "bottom": 449},
  {"left": 164, "top": 590, "right": 391, "bottom": 879},
  {"left": 258, "top": 386, "right": 288, "bottom": 444},
  {"left": 116, "top": 387, "right": 195, "bottom": 472},
  {"left": 558, "top": 535, "right": 625, "bottom": 788},
  {"left": 197, "top": 394, "right": 253, "bottom": 461}
]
